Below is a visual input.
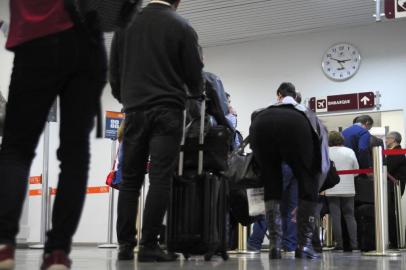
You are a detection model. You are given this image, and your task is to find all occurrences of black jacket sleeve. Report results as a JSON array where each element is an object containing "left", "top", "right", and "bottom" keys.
[
  {"left": 387, "top": 154, "right": 406, "bottom": 183},
  {"left": 109, "top": 31, "right": 124, "bottom": 103},
  {"left": 181, "top": 26, "right": 204, "bottom": 96}
]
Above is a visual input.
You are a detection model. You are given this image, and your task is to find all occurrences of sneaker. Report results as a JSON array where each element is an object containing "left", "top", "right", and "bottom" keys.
[
  {"left": 0, "top": 245, "right": 15, "bottom": 270},
  {"left": 40, "top": 250, "right": 71, "bottom": 270},
  {"left": 118, "top": 244, "right": 135, "bottom": 261},
  {"left": 137, "top": 245, "right": 177, "bottom": 262}
]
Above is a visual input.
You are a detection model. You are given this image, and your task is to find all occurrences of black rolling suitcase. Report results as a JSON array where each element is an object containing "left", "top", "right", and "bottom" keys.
[{"left": 167, "top": 95, "right": 229, "bottom": 261}]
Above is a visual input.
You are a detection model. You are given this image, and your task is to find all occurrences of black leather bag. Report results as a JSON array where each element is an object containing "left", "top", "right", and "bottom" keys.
[
  {"left": 320, "top": 160, "right": 340, "bottom": 192},
  {"left": 226, "top": 137, "right": 262, "bottom": 189},
  {"left": 183, "top": 123, "right": 232, "bottom": 173},
  {"left": 226, "top": 137, "right": 262, "bottom": 226}
]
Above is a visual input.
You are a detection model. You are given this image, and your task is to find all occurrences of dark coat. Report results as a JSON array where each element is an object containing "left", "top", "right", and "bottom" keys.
[{"left": 386, "top": 145, "right": 406, "bottom": 195}]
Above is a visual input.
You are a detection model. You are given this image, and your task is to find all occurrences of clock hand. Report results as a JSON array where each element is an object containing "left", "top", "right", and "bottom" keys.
[{"left": 330, "top": 57, "right": 351, "bottom": 63}]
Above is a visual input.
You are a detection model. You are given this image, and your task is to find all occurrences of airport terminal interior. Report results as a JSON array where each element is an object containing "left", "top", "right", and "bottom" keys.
[{"left": 1, "top": 0, "right": 406, "bottom": 269}]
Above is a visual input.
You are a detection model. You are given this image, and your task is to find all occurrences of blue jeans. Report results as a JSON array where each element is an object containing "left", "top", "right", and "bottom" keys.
[{"left": 247, "top": 165, "right": 298, "bottom": 251}]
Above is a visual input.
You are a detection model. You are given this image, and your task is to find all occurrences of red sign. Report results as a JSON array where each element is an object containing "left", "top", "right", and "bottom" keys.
[
  {"left": 309, "top": 92, "right": 375, "bottom": 113},
  {"left": 358, "top": 92, "right": 375, "bottom": 109},
  {"left": 385, "top": 0, "right": 406, "bottom": 18}
]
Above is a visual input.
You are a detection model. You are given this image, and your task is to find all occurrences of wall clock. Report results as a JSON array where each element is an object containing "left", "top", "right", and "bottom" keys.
[{"left": 322, "top": 43, "right": 361, "bottom": 81}]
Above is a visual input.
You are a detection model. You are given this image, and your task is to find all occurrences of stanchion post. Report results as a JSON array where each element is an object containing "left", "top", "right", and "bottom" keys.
[
  {"left": 323, "top": 214, "right": 335, "bottom": 251},
  {"left": 134, "top": 184, "right": 146, "bottom": 253},
  {"left": 394, "top": 183, "right": 405, "bottom": 249},
  {"left": 30, "top": 122, "right": 51, "bottom": 249},
  {"left": 99, "top": 140, "right": 118, "bottom": 249},
  {"left": 229, "top": 224, "right": 259, "bottom": 255},
  {"left": 363, "top": 146, "right": 400, "bottom": 257}
]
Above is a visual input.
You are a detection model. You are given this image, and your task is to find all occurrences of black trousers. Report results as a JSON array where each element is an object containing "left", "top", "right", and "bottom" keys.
[
  {"left": 116, "top": 107, "right": 182, "bottom": 247},
  {"left": 0, "top": 28, "right": 107, "bottom": 253},
  {"left": 250, "top": 107, "right": 319, "bottom": 202}
]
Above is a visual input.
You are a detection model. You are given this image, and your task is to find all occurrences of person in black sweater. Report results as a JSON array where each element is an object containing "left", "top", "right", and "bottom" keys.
[
  {"left": 385, "top": 131, "right": 406, "bottom": 248},
  {"left": 109, "top": 0, "right": 204, "bottom": 262}
]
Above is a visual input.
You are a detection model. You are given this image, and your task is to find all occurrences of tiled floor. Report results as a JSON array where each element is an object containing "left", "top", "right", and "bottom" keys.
[{"left": 14, "top": 247, "right": 406, "bottom": 270}]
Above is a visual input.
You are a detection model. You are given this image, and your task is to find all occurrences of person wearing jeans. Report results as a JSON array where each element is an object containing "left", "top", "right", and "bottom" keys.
[
  {"left": 110, "top": 0, "right": 203, "bottom": 262},
  {"left": 0, "top": 1, "right": 107, "bottom": 269},
  {"left": 247, "top": 164, "right": 298, "bottom": 252}
]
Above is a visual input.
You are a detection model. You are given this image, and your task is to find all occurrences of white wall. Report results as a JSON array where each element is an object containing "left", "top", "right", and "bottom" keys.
[
  {"left": 1, "top": 0, "right": 406, "bottom": 243},
  {"left": 203, "top": 20, "right": 406, "bottom": 137}
]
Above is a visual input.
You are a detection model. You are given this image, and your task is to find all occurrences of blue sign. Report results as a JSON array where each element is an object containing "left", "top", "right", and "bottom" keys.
[{"left": 105, "top": 111, "right": 124, "bottom": 140}]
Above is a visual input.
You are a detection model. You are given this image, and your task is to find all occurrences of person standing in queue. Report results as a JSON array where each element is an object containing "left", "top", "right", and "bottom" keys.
[
  {"left": 0, "top": 0, "right": 110, "bottom": 269},
  {"left": 249, "top": 82, "right": 329, "bottom": 260},
  {"left": 385, "top": 131, "right": 406, "bottom": 249},
  {"left": 109, "top": 0, "right": 204, "bottom": 262}
]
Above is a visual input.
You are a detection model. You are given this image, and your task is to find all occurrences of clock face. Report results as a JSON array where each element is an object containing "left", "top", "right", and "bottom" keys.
[{"left": 322, "top": 43, "right": 361, "bottom": 81}]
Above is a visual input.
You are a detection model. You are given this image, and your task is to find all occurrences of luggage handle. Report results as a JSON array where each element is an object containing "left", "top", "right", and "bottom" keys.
[{"left": 178, "top": 93, "right": 206, "bottom": 176}]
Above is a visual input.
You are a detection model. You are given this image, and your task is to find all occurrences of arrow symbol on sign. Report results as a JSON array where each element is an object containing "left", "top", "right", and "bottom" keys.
[{"left": 360, "top": 96, "right": 370, "bottom": 105}]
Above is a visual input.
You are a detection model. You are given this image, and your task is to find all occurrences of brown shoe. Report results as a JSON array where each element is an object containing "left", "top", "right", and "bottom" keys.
[
  {"left": 0, "top": 244, "right": 15, "bottom": 270},
  {"left": 40, "top": 250, "right": 71, "bottom": 270}
]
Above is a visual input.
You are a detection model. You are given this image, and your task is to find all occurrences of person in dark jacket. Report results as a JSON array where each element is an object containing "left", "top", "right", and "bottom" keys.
[
  {"left": 342, "top": 115, "right": 373, "bottom": 169},
  {"left": 385, "top": 131, "right": 406, "bottom": 248},
  {"left": 249, "top": 82, "right": 329, "bottom": 260},
  {"left": 109, "top": 0, "right": 204, "bottom": 262}
]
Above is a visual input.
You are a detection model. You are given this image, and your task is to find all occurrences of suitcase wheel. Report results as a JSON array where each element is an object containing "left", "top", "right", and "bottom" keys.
[
  {"left": 221, "top": 252, "right": 229, "bottom": 261},
  {"left": 183, "top": 253, "right": 190, "bottom": 260}
]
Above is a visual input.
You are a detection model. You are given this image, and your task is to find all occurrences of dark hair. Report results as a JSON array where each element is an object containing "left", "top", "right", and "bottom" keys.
[
  {"left": 388, "top": 131, "right": 402, "bottom": 144},
  {"left": 352, "top": 116, "right": 359, "bottom": 124},
  {"left": 295, "top": 92, "right": 302, "bottom": 103},
  {"left": 329, "top": 131, "right": 345, "bottom": 147},
  {"left": 355, "top": 115, "right": 374, "bottom": 128},
  {"left": 277, "top": 82, "right": 296, "bottom": 98}
]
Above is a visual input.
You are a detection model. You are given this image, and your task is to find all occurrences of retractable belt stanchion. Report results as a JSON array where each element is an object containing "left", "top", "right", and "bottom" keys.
[
  {"left": 394, "top": 182, "right": 405, "bottom": 249},
  {"left": 134, "top": 184, "right": 146, "bottom": 253},
  {"left": 30, "top": 122, "right": 51, "bottom": 249},
  {"left": 363, "top": 146, "right": 400, "bottom": 257},
  {"left": 99, "top": 140, "right": 118, "bottom": 249},
  {"left": 229, "top": 225, "right": 259, "bottom": 255},
  {"left": 323, "top": 214, "right": 334, "bottom": 251}
]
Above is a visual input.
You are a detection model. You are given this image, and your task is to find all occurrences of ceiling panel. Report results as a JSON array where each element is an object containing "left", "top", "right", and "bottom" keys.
[
  {"left": 106, "top": 0, "right": 378, "bottom": 49},
  {"left": 176, "top": 0, "right": 377, "bottom": 47}
]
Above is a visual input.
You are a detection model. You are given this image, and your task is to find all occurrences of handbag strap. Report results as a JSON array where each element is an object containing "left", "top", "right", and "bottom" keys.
[{"left": 231, "top": 135, "right": 250, "bottom": 156}]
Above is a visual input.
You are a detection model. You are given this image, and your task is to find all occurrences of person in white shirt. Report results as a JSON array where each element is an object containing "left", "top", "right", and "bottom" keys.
[{"left": 326, "top": 131, "right": 359, "bottom": 251}]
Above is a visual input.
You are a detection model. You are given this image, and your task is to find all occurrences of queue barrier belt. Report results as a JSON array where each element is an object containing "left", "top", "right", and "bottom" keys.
[
  {"left": 336, "top": 168, "right": 373, "bottom": 175},
  {"left": 29, "top": 186, "right": 110, "bottom": 197},
  {"left": 27, "top": 149, "right": 406, "bottom": 197},
  {"left": 383, "top": 148, "right": 406, "bottom": 156}
]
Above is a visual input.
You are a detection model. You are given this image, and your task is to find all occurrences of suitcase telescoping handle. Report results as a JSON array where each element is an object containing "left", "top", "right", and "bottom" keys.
[{"left": 178, "top": 93, "right": 206, "bottom": 177}]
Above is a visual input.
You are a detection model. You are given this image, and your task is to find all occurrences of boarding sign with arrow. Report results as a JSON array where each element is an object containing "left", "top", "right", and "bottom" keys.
[{"left": 309, "top": 92, "right": 376, "bottom": 113}]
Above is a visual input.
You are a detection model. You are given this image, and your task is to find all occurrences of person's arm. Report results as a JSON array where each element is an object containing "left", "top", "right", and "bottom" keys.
[
  {"left": 181, "top": 26, "right": 204, "bottom": 96},
  {"left": 109, "top": 31, "right": 124, "bottom": 103},
  {"left": 358, "top": 131, "right": 372, "bottom": 168}
]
